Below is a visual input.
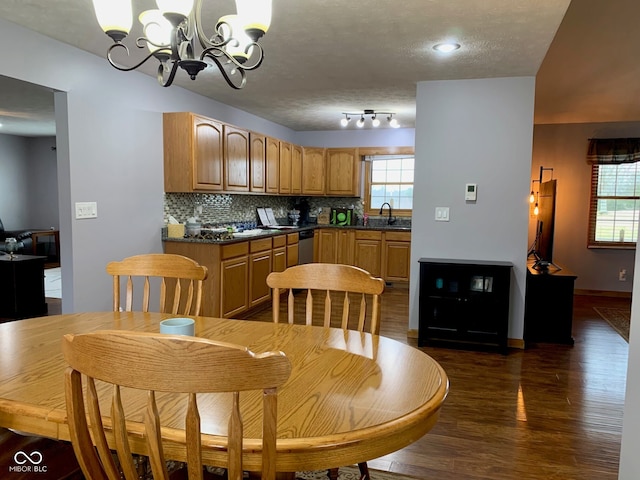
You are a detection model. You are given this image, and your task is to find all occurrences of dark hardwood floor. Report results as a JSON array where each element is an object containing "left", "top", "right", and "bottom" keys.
[{"left": 245, "top": 287, "right": 630, "bottom": 480}]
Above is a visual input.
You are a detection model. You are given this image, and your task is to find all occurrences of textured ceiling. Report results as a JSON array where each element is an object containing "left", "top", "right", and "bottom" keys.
[{"left": 0, "top": 0, "right": 632, "bottom": 137}]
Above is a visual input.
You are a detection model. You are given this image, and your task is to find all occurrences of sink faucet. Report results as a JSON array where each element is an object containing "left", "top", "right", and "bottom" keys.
[{"left": 379, "top": 202, "right": 396, "bottom": 225}]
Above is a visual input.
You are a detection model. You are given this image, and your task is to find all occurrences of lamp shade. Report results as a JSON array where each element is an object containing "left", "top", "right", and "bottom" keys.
[
  {"left": 93, "top": 0, "right": 133, "bottom": 35},
  {"left": 217, "top": 15, "right": 253, "bottom": 62},
  {"left": 235, "top": 0, "right": 272, "bottom": 37},
  {"left": 139, "top": 10, "right": 172, "bottom": 53},
  {"left": 155, "top": 0, "right": 194, "bottom": 17}
]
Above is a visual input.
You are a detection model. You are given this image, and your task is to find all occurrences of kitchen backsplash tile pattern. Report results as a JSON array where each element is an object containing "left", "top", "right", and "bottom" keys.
[{"left": 164, "top": 193, "right": 367, "bottom": 226}]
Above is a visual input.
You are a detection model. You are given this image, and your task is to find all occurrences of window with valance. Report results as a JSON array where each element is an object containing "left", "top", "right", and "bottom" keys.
[{"left": 587, "top": 138, "right": 640, "bottom": 248}]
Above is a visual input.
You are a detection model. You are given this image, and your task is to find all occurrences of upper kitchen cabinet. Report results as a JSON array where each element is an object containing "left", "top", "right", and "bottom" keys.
[
  {"left": 302, "top": 147, "right": 325, "bottom": 195},
  {"left": 164, "top": 112, "right": 224, "bottom": 192},
  {"left": 326, "top": 148, "right": 361, "bottom": 196},
  {"left": 249, "top": 132, "right": 266, "bottom": 193},
  {"left": 279, "top": 141, "right": 292, "bottom": 194},
  {"left": 265, "top": 136, "right": 280, "bottom": 194},
  {"left": 224, "top": 125, "right": 249, "bottom": 192},
  {"left": 291, "top": 144, "right": 303, "bottom": 194}
]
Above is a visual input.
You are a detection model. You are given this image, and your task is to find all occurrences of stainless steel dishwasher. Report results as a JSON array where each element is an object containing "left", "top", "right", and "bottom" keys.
[{"left": 298, "top": 229, "right": 315, "bottom": 264}]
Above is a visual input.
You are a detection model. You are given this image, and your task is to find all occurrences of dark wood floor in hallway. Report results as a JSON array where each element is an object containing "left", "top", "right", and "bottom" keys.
[{"left": 245, "top": 288, "right": 630, "bottom": 480}]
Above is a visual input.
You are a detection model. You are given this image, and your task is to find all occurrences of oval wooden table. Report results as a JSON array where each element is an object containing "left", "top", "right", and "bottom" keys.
[{"left": 0, "top": 312, "right": 449, "bottom": 473}]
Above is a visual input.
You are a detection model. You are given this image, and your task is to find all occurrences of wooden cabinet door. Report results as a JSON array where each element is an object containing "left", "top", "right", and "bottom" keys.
[
  {"left": 383, "top": 240, "right": 411, "bottom": 282},
  {"left": 336, "top": 229, "right": 354, "bottom": 265},
  {"left": 302, "top": 147, "right": 325, "bottom": 195},
  {"left": 326, "top": 148, "right": 361, "bottom": 196},
  {"left": 273, "top": 246, "right": 287, "bottom": 273},
  {"left": 279, "top": 142, "right": 292, "bottom": 194},
  {"left": 354, "top": 233, "right": 382, "bottom": 277},
  {"left": 220, "top": 255, "right": 248, "bottom": 317},
  {"left": 193, "top": 115, "right": 224, "bottom": 191},
  {"left": 315, "top": 229, "right": 337, "bottom": 263},
  {"left": 265, "top": 136, "right": 280, "bottom": 193},
  {"left": 249, "top": 250, "right": 272, "bottom": 307},
  {"left": 224, "top": 125, "right": 249, "bottom": 192},
  {"left": 287, "top": 243, "right": 299, "bottom": 267},
  {"left": 249, "top": 132, "right": 266, "bottom": 193},
  {"left": 291, "top": 144, "right": 303, "bottom": 194}
]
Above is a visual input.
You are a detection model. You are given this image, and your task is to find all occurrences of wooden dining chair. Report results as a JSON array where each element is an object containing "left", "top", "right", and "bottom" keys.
[
  {"left": 266, "top": 263, "right": 385, "bottom": 480},
  {"left": 62, "top": 330, "right": 292, "bottom": 480},
  {"left": 106, "top": 253, "right": 208, "bottom": 316}
]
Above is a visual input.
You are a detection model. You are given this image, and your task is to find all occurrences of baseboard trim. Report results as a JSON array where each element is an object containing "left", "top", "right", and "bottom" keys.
[
  {"left": 508, "top": 338, "right": 525, "bottom": 350},
  {"left": 574, "top": 289, "right": 632, "bottom": 298},
  {"left": 407, "top": 329, "right": 418, "bottom": 339}
]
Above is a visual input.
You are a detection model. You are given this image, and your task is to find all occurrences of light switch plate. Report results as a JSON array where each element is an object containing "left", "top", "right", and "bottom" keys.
[
  {"left": 75, "top": 201, "right": 97, "bottom": 219},
  {"left": 435, "top": 207, "right": 450, "bottom": 222}
]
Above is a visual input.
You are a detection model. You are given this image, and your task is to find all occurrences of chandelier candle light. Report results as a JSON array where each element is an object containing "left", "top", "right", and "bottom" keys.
[{"left": 91, "top": 0, "right": 272, "bottom": 89}]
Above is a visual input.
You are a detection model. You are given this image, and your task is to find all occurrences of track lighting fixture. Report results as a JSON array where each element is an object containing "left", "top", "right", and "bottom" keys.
[{"left": 339, "top": 109, "right": 399, "bottom": 128}]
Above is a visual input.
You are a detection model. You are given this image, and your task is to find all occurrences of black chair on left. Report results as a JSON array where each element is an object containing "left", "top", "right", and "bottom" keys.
[{"left": 0, "top": 216, "right": 33, "bottom": 254}]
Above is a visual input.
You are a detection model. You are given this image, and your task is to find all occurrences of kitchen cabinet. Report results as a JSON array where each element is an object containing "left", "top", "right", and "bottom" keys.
[
  {"left": 164, "top": 112, "right": 224, "bottom": 192},
  {"left": 286, "top": 232, "right": 299, "bottom": 267},
  {"left": 383, "top": 231, "right": 411, "bottom": 282},
  {"left": 354, "top": 230, "right": 382, "bottom": 277},
  {"left": 336, "top": 229, "right": 355, "bottom": 265},
  {"left": 249, "top": 132, "right": 266, "bottom": 193},
  {"left": 291, "top": 144, "right": 303, "bottom": 194},
  {"left": 315, "top": 229, "right": 337, "bottom": 263},
  {"left": 302, "top": 147, "right": 325, "bottom": 195},
  {"left": 313, "top": 228, "right": 410, "bottom": 283},
  {"left": 279, "top": 141, "right": 292, "bottom": 194},
  {"left": 220, "top": 243, "right": 249, "bottom": 318},
  {"left": 249, "top": 238, "right": 272, "bottom": 308},
  {"left": 265, "top": 136, "right": 280, "bottom": 194},
  {"left": 272, "top": 235, "right": 287, "bottom": 273},
  {"left": 418, "top": 258, "right": 512, "bottom": 353},
  {"left": 224, "top": 125, "right": 249, "bottom": 192},
  {"left": 326, "top": 148, "right": 361, "bottom": 196}
]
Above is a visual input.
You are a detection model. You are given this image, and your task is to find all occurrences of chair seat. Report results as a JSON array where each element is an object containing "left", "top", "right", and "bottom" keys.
[{"left": 0, "top": 428, "right": 82, "bottom": 479}]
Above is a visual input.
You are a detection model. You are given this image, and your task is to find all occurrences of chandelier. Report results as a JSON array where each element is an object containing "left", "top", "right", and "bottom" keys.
[
  {"left": 340, "top": 110, "right": 399, "bottom": 128},
  {"left": 91, "top": 0, "right": 272, "bottom": 89}
]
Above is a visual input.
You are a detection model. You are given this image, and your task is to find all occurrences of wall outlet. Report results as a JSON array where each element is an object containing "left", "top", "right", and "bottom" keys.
[{"left": 619, "top": 268, "right": 627, "bottom": 281}]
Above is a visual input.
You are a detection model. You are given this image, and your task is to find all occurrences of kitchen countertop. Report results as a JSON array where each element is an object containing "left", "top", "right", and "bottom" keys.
[{"left": 162, "top": 224, "right": 411, "bottom": 245}]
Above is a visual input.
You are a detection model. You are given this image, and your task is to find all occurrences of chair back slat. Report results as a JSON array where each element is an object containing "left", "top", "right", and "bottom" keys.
[
  {"left": 106, "top": 254, "right": 207, "bottom": 316},
  {"left": 63, "top": 330, "right": 291, "bottom": 480},
  {"left": 112, "top": 385, "right": 139, "bottom": 480},
  {"left": 323, "top": 290, "right": 332, "bottom": 328},
  {"left": 145, "top": 391, "right": 170, "bottom": 480},
  {"left": 185, "top": 393, "right": 203, "bottom": 480},
  {"left": 266, "top": 263, "right": 385, "bottom": 334}
]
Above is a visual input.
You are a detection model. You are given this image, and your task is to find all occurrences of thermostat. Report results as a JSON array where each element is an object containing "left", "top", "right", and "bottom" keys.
[{"left": 465, "top": 183, "right": 477, "bottom": 201}]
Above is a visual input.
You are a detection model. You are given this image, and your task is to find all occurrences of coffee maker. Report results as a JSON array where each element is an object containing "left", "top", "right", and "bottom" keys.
[{"left": 295, "top": 198, "right": 310, "bottom": 225}]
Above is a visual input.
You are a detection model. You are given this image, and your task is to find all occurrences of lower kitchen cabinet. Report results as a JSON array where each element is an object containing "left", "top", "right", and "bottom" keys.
[
  {"left": 383, "top": 231, "right": 411, "bottom": 282},
  {"left": 164, "top": 233, "right": 299, "bottom": 318},
  {"left": 314, "top": 228, "right": 411, "bottom": 282},
  {"left": 418, "top": 258, "right": 513, "bottom": 354},
  {"left": 354, "top": 230, "right": 382, "bottom": 278},
  {"left": 220, "top": 243, "right": 250, "bottom": 317}
]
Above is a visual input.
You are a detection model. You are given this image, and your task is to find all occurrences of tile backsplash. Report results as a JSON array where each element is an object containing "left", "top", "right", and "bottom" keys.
[{"left": 164, "top": 193, "right": 368, "bottom": 226}]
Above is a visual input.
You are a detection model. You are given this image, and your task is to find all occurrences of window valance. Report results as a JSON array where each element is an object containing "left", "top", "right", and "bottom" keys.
[{"left": 587, "top": 138, "right": 640, "bottom": 164}]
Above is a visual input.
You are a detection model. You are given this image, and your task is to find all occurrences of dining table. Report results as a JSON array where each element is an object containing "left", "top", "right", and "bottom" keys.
[{"left": 0, "top": 311, "right": 449, "bottom": 474}]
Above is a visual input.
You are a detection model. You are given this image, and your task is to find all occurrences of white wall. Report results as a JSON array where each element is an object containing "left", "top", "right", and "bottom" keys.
[
  {"left": 0, "top": 135, "right": 30, "bottom": 229},
  {"left": 26, "top": 137, "right": 59, "bottom": 230},
  {"left": 619, "top": 251, "right": 640, "bottom": 478},
  {"left": 532, "top": 123, "right": 640, "bottom": 293},
  {"left": 409, "top": 77, "right": 535, "bottom": 339}
]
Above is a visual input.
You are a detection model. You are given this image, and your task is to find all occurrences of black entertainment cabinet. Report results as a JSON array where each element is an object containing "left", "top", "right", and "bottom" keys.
[{"left": 418, "top": 258, "right": 513, "bottom": 354}]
